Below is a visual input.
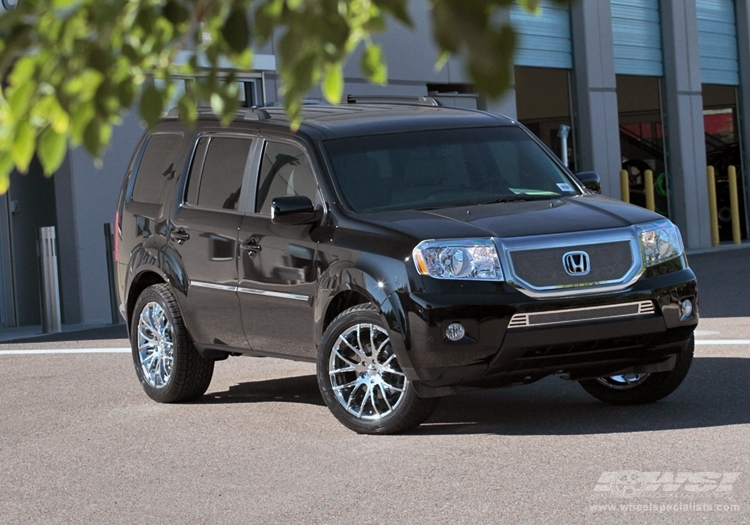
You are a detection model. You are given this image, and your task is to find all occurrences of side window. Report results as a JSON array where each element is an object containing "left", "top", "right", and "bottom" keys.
[
  {"left": 131, "top": 134, "right": 182, "bottom": 204},
  {"left": 256, "top": 142, "right": 318, "bottom": 214},
  {"left": 194, "top": 137, "right": 253, "bottom": 211}
]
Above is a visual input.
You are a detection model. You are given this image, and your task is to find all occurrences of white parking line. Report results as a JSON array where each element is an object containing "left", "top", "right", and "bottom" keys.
[
  {"left": 0, "top": 340, "right": 747, "bottom": 356},
  {"left": 0, "top": 347, "right": 131, "bottom": 355},
  {"left": 695, "top": 340, "right": 750, "bottom": 345}
]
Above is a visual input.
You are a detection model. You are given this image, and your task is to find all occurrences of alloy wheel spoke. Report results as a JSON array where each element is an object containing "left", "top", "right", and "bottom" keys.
[
  {"left": 369, "top": 386, "right": 380, "bottom": 417},
  {"left": 329, "top": 365, "right": 356, "bottom": 376},
  {"left": 332, "top": 346, "right": 358, "bottom": 368},
  {"left": 346, "top": 382, "right": 363, "bottom": 410},
  {"left": 381, "top": 366, "right": 405, "bottom": 377},
  {"left": 356, "top": 325, "right": 365, "bottom": 359},
  {"left": 333, "top": 379, "right": 360, "bottom": 392},
  {"left": 338, "top": 335, "right": 367, "bottom": 362},
  {"left": 357, "top": 384, "right": 371, "bottom": 418},
  {"left": 378, "top": 384, "right": 393, "bottom": 411}
]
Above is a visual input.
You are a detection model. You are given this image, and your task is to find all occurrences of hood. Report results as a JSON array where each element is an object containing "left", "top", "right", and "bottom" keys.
[{"left": 365, "top": 194, "right": 664, "bottom": 240}]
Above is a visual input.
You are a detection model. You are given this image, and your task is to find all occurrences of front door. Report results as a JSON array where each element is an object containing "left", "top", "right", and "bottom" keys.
[{"left": 238, "top": 139, "right": 321, "bottom": 359}]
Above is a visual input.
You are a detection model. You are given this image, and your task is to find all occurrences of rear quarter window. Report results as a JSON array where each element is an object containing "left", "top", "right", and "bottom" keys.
[{"left": 131, "top": 134, "right": 183, "bottom": 204}]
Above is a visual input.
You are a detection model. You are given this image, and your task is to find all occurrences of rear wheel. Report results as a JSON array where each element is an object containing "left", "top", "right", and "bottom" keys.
[
  {"left": 579, "top": 335, "right": 694, "bottom": 405},
  {"left": 317, "top": 304, "right": 439, "bottom": 434},
  {"left": 131, "top": 284, "right": 214, "bottom": 403}
]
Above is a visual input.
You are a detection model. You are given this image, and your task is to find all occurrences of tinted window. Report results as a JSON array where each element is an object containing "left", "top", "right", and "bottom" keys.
[
  {"left": 196, "top": 137, "right": 252, "bottom": 210},
  {"left": 131, "top": 134, "right": 182, "bottom": 204},
  {"left": 256, "top": 142, "right": 318, "bottom": 214},
  {"left": 324, "top": 127, "right": 579, "bottom": 213}
]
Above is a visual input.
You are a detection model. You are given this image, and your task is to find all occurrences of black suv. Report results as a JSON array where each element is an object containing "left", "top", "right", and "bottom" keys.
[{"left": 115, "top": 98, "right": 698, "bottom": 434}]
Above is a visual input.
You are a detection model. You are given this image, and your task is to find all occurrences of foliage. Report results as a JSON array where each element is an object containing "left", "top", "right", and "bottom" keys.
[{"left": 0, "top": 0, "right": 562, "bottom": 193}]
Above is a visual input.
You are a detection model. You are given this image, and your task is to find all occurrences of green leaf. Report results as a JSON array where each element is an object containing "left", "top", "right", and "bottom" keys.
[
  {"left": 177, "top": 93, "right": 197, "bottom": 125},
  {"left": 117, "top": 80, "right": 136, "bottom": 108},
  {"left": 360, "top": 44, "right": 387, "bottom": 84},
  {"left": 163, "top": 0, "right": 190, "bottom": 26},
  {"left": 520, "top": 0, "right": 542, "bottom": 14},
  {"left": 8, "top": 81, "right": 35, "bottom": 118},
  {"left": 372, "top": 0, "right": 412, "bottom": 26},
  {"left": 0, "top": 153, "right": 13, "bottom": 194},
  {"left": 83, "top": 118, "right": 101, "bottom": 156},
  {"left": 322, "top": 64, "right": 343, "bottom": 104},
  {"left": 70, "top": 102, "right": 95, "bottom": 144},
  {"left": 12, "top": 121, "right": 35, "bottom": 173},
  {"left": 222, "top": 7, "right": 251, "bottom": 54},
  {"left": 38, "top": 127, "right": 67, "bottom": 176},
  {"left": 139, "top": 83, "right": 163, "bottom": 127}
]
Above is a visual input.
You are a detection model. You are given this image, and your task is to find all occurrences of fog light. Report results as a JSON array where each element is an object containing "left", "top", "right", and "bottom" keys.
[
  {"left": 681, "top": 299, "right": 693, "bottom": 318},
  {"left": 445, "top": 323, "right": 466, "bottom": 342}
]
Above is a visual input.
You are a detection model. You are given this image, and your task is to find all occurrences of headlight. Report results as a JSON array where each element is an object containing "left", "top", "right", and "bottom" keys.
[
  {"left": 640, "top": 221, "right": 684, "bottom": 267},
  {"left": 413, "top": 239, "right": 504, "bottom": 280}
]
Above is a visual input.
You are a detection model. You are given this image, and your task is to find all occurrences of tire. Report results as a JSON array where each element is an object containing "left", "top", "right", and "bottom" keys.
[
  {"left": 579, "top": 335, "right": 694, "bottom": 405},
  {"left": 317, "top": 304, "right": 439, "bottom": 434},
  {"left": 130, "top": 284, "right": 214, "bottom": 403}
]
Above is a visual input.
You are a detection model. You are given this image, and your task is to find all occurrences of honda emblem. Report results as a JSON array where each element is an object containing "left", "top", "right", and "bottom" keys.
[{"left": 562, "top": 251, "right": 590, "bottom": 276}]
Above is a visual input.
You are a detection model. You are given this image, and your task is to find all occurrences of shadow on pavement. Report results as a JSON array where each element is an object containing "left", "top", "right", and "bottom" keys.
[
  {"left": 199, "top": 357, "right": 748, "bottom": 435},
  {"left": 201, "top": 374, "right": 326, "bottom": 407}
]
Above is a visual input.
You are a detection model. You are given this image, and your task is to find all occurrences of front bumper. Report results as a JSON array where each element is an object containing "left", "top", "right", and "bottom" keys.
[{"left": 391, "top": 267, "right": 698, "bottom": 392}]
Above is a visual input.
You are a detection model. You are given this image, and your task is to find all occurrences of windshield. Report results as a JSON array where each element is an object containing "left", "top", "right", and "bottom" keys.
[{"left": 324, "top": 126, "right": 580, "bottom": 213}]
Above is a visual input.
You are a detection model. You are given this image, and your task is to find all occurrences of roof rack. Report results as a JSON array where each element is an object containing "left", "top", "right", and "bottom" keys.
[
  {"left": 345, "top": 94, "right": 445, "bottom": 107},
  {"left": 165, "top": 107, "right": 271, "bottom": 121}
]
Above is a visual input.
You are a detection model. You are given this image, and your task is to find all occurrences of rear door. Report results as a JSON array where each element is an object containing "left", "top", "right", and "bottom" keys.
[
  {"left": 170, "top": 133, "right": 256, "bottom": 350},
  {"left": 237, "top": 137, "right": 322, "bottom": 359}
]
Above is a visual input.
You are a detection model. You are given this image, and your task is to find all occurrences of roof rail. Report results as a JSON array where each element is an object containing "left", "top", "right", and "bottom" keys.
[
  {"left": 164, "top": 107, "right": 271, "bottom": 120},
  {"left": 345, "top": 94, "right": 445, "bottom": 107}
]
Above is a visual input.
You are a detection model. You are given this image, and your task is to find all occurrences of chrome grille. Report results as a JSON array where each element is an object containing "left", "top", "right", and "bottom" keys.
[
  {"left": 508, "top": 241, "right": 634, "bottom": 289},
  {"left": 508, "top": 301, "right": 656, "bottom": 329}
]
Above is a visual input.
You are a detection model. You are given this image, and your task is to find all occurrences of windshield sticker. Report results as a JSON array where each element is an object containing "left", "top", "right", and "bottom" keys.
[
  {"left": 509, "top": 188, "right": 559, "bottom": 196},
  {"left": 557, "top": 183, "right": 574, "bottom": 193}
]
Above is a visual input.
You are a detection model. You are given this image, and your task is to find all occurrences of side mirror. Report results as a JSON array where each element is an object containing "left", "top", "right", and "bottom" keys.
[
  {"left": 271, "top": 195, "right": 320, "bottom": 225},
  {"left": 575, "top": 171, "right": 601, "bottom": 194}
]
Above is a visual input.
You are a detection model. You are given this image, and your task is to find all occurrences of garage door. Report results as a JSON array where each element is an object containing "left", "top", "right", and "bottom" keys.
[
  {"left": 697, "top": 0, "right": 739, "bottom": 85},
  {"left": 510, "top": 0, "right": 572, "bottom": 69},
  {"left": 611, "top": 0, "right": 664, "bottom": 76}
]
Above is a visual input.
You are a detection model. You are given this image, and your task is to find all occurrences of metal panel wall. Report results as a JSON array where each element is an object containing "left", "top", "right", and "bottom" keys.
[
  {"left": 611, "top": 0, "right": 664, "bottom": 76},
  {"left": 697, "top": 0, "right": 740, "bottom": 85},
  {"left": 510, "top": 0, "right": 572, "bottom": 69}
]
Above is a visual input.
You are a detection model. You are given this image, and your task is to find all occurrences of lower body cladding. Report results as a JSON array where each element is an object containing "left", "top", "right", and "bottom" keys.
[{"left": 394, "top": 272, "right": 698, "bottom": 397}]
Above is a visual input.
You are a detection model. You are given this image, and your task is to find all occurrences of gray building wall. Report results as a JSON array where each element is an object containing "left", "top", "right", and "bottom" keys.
[
  {"left": 736, "top": 0, "right": 750, "bottom": 225},
  {"left": 55, "top": 114, "right": 143, "bottom": 326},
  {"left": 661, "top": 0, "right": 712, "bottom": 249},
  {"left": 571, "top": 0, "right": 623, "bottom": 199}
]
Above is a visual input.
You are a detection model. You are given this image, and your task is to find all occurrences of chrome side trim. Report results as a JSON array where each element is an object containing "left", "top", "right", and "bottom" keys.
[
  {"left": 191, "top": 281, "right": 237, "bottom": 292},
  {"left": 237, "top": 287, "right": 310, "bottom": 302},
  {"left": 508, "top": 300, "right": 656, "bottom": 329},
  {"left": 191, "top": 281, "right": 310, "bottom": 302}
]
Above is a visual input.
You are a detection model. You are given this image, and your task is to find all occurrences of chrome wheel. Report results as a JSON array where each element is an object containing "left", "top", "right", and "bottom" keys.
[
  {"left": 328, "top": 322, "right": 407, "bottom": 420},
  {"left": 137, "top": 301, "right": 174, "bottom": 389},
  {"left": 596, "top": 373, "right": 650, "bottom": 390}
]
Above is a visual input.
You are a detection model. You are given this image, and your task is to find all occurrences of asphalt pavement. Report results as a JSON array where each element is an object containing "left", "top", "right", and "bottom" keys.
[{"left": 1, "top": 246, "right": 749, "bottom": 524}]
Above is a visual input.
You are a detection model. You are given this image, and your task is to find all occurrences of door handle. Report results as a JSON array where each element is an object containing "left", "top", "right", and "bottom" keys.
[
  {"left": 170, "top": 228, "right": 190, "bottom": 244},
  {"left": 240, "top": 237, "right": 262, "bottom": 256}
]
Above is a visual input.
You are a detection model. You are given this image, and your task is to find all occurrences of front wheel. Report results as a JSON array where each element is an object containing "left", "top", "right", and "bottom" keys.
[
  {"left": 131, "top": 284, "right": 214, "bottom": 403},
  {"left": 579, "top": 335, "right": 694, "bottom": 405},
  {"left": 317, "top": 304, "right": 439, "bottom": 434}
]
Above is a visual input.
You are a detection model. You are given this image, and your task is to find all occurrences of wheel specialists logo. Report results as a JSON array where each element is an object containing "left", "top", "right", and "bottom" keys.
[{"left": 594, "top": 471, "right": 740, "bottom": 498}]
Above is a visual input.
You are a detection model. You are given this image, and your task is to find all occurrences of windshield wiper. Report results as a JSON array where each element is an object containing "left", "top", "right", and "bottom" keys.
[{"left": 486, "top": 194, "right": 559, "bottom": 204}]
